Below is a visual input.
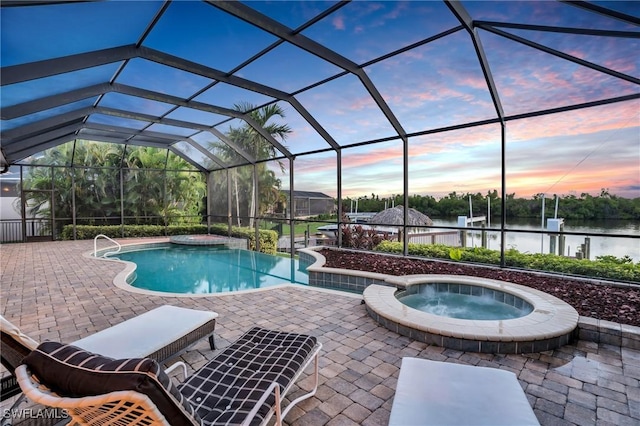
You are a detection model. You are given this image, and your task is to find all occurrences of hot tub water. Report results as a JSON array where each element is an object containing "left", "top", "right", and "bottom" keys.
[{"left": 397, "top": 284, "right": 533, "bottom": 320}]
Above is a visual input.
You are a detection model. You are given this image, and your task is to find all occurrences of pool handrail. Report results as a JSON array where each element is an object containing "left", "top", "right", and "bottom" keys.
[{"left": 94, "top": 234, "right": 121, "bottom": 258}]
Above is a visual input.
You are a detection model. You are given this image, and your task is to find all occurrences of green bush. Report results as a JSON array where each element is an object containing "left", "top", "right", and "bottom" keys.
[
  {"left": 60, "top": 224, "right": 210, "bottom": 240},
  {"left": 217, "top": 224, "right": 278, "bottom": 255},
  {"left": 61, "top": 224, "right": 278, "bottom": 254},
  {"left": 374, "top": 241, "right": 640, "bottom": 282}
]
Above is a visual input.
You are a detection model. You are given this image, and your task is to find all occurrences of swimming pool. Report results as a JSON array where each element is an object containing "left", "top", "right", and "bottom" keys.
[{"left": 113, "top": 245, "right": 309, "bottom": 294}]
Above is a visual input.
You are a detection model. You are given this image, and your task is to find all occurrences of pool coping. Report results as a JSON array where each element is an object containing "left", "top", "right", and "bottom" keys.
[{"left": 299, "top": 247, "right": 640, "bottom": 351}]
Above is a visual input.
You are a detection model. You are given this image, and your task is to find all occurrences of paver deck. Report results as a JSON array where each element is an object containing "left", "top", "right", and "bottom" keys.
[{"left": 1, "top": 239, "right": 639, "bottom": 426}]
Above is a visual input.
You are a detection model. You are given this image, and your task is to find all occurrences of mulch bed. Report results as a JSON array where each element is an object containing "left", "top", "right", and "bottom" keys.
[{"left": 319, "top": 249, "right": 640, "bottom": 327}]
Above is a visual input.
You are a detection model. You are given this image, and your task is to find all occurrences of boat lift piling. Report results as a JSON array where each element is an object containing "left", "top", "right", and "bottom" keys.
[{"left": 457, "top": 215, "right": 487, "bottom": 248}]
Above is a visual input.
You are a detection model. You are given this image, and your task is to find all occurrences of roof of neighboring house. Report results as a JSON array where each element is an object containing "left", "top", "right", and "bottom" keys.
[{"left": 282, "top": 190, "right": 334, "bottom": 199}]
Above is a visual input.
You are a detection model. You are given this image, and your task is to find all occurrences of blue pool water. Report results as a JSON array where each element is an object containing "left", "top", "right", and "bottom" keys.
[{"left": 115, "top": 245, "right": 309, "bottom": 294}]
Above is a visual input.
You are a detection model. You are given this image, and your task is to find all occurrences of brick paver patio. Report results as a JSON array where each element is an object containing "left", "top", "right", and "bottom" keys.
[{"left": 1, "top": 239, "right": 639, "bottom": 425}]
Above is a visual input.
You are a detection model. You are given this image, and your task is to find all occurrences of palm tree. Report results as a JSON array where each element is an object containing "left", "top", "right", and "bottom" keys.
[
  {"left": 123, "top": 146, "right": 206, "bottom": 224},
  {"left": 211, "top": 103, "right": 291, "bottom": 227}
]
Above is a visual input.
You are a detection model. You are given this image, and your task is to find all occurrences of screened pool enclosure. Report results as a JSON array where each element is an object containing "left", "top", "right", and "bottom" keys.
[{"left": 1, "top": 1, "right": 638, "bottom": 275}]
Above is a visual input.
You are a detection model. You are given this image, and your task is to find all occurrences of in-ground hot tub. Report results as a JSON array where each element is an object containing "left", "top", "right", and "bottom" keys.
[
  {"left": 169, "top": 234, "right": 247, "bottom": 249},
  {"left": 397, "top": 282, "right": 534, "bottom": 320},
  {"left": 364, "top": 275, "right": 579, "bottom": 354}
]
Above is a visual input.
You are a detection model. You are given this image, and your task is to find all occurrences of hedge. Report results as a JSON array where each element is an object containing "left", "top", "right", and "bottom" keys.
[
  {"left": 60, "top": 224, "right": 278, "bottom": 255},
  {"left": 374, "top": 241, "right": 640, "bottom": 283}
]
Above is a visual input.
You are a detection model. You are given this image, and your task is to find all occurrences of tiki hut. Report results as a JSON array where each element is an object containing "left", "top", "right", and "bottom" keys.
[{"left": 369, "top": 205, "right": 433, "bottom": 235}]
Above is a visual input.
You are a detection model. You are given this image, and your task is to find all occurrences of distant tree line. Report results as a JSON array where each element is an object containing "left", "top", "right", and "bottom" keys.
[{"left": 344, "top": 189, "right": 640, "bottom": 220}]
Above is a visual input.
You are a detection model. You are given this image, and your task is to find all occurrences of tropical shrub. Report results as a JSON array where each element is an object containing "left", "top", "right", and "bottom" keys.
[
  {"left": 22, "top": 142, "right": 206, "bottom": 235},
  {"left": 341, "top": 225, "right": 392, "bottom": 251}
]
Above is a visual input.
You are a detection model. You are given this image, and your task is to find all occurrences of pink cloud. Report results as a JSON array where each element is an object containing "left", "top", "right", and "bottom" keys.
[
  {"left": 362, "top": 2, "right": 385, "bottom": 15},
  {"left": 409, "top": 124, "right": 502, "bottom": 154},
  {"left": 293, "top": 156, "right": 336, "bottom": 175},
  {"left": 381, "top": 1, "right": 407, "bottom": 21},
  {"left": 509, "top": 101, "right": 638, "bottom": 141},
  {"left": 566, "top": 49, "right": 587, "bottom": 60},
  {"left": 332, "top": 15, "right": 345, "bottom": 31},
  {"left": 488, "top": 42, "right": 638, "bottom": 115},
  {"left": 457, "top": 75, "right": 488, "bottom": 91},
  {"left": 342, "top": 144, "right": 403, "bottom": 170},
  {"left": 347, "top": 95, "right": 377, "bottom": 112},
  {"left": 603, "top": 57, "right": 637, "bottom": 75}
]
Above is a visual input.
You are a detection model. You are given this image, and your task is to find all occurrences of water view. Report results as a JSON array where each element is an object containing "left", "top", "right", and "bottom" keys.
[{"left": 432, "top": 218, "right": 639, "bottom": 262}]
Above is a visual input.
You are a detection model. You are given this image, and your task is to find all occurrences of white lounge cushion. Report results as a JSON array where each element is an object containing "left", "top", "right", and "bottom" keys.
[
  {"left": 72, "top": 305, "right": 217, "bottom": 359},
  {"left": 389, "top": 357, "right": 539, "bottom": 426}
]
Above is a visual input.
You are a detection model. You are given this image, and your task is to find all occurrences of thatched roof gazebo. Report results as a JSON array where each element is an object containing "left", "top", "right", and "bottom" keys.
[{"left": 369, "top": 206, "right": 433, "bottom": 228}]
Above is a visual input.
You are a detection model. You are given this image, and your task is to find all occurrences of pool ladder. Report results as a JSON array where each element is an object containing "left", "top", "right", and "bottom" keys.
[{"left": 94, "top": 234, "right": 121, "bottom": 258}]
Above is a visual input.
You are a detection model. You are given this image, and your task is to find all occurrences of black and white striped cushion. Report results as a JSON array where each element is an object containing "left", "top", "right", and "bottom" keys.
[
  {"left": 23, "top": 341, "right": 201, "bottom": 425},
  {"left": 178, "top": 327, "right": 317, "bottom": 426}
]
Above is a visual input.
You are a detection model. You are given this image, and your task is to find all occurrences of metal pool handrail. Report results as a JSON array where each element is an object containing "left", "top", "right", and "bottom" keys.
[{"left": 94, "top": 234, "right": 121, "bottom": 258}]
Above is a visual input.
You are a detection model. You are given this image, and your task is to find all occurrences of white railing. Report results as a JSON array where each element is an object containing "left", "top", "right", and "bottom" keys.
[
  {"left": 94, "top": 234, "right": 121, "bottom": 258},
  {"left": 407, "top": 231, "right": 461, "bottom": 246}
]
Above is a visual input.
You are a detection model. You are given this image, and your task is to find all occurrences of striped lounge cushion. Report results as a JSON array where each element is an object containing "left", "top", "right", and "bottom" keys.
[
  {"left": 23, "top": 342, "right": 200, "bottom": 425},
  {"left": 178, "top": 327, "right": 317, "bottom": 426}
]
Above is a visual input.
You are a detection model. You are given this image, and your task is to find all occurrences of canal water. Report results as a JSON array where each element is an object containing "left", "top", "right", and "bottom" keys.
[{"left": 431, "top": 218, "right": 639, "bottom": 262}]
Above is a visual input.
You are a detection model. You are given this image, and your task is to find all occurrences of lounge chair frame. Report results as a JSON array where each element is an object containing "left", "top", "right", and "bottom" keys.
[
  {"left": 1, "top": 330, "right": 33, "bottom": 401},
  {"left": 16, "top": 328, "right": 321, "bottom": 426},
  {"left": 15, "top": 368, "right": 170, "bottom": 426}
]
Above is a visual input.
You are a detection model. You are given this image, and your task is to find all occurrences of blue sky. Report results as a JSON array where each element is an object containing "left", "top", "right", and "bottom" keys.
[{"left": 1, "top": 1, "right": 638, "bottom": 199}]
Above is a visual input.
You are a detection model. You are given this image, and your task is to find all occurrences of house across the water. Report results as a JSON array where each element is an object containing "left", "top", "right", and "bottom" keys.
[{"left": 280, "top": 191, "right": 336, "bottom": 218}]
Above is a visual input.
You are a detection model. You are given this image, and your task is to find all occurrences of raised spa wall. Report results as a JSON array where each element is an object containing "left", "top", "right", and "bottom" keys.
[{"left": 299, "top": 248, "right": 640, "bottom": 352}]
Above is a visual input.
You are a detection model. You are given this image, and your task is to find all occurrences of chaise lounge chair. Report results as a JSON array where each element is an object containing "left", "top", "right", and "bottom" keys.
[
  {"left": 0, "top": 316, "right": 39, "bottom": 402},
  {"left": 1, "top": 305, "right": 217, "bottom": 424},
  {"left": 16, "top": 327, "right": 321, "bottom": 426}
]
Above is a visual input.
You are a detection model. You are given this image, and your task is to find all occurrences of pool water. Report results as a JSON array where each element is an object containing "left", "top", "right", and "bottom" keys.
[
  {"left": 398, "top": 288, "right": 530, "bottom": 320},
  {"left": 115, "top": 245, "right": 309, "bottom": 294}
]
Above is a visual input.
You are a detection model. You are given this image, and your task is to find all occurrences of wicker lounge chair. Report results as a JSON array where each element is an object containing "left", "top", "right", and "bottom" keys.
[
  {"left": 1, "top": 305, "right": 217, "bottom": 424},
  {"left": 0, "top": 316, "right": 39, "bottom": 402},
  {"left": 16, "top": 327, "right": 321, "bottom": 426}
]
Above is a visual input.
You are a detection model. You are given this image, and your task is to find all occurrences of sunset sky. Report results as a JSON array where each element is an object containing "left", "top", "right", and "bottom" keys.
[
  {"left": 2, "top": 1, "right": 638, "bottom": 200},
  {"left": 279, "top": 98, "right": 638, "bottom": 199}
]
